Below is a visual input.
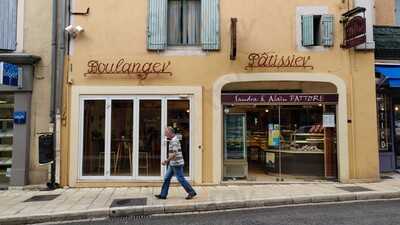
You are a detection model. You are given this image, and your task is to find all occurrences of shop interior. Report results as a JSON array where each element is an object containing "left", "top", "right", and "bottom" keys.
[{"left": 222, "top": 81, "right": 338, "bottom": 182}]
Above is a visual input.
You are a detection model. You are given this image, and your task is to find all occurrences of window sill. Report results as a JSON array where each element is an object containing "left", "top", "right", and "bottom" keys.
[
  {"left": 297, "top": 45, "right": 330, "bottom": 52},
  {"left": 161, "top": 46, "right": 206, "bottom": 56}
]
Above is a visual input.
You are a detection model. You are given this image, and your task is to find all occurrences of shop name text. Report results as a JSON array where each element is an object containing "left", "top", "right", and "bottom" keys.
[
  {"left": 245, "top": 52, "right": 313, "bottom": 70},
  {"left": 84, "top": 58, "right": 172, "bottom": 80}
]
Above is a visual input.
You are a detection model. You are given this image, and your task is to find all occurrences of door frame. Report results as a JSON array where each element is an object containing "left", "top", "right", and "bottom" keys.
[{"left": 70, "top": 86, "right": 202, "bottom": 187}]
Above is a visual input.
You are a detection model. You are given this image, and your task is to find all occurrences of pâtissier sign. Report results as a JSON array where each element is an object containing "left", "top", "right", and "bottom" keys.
[
  {"left": 222, "top": 93, "right": 338, "bottom": 105},
  {"left": 245, "top": 52, "right": 314, "bottom": 70},
  {"left": 84, "top": 58, "right": 172, "bottom": 80}
]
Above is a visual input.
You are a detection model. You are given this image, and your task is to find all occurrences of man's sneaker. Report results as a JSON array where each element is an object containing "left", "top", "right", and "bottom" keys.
[
  {"left": 154, "top": 194, "right": 167, "bottom": 200},
  {"left": 185, "top": 193, "right": 197, "bottom": 200}
]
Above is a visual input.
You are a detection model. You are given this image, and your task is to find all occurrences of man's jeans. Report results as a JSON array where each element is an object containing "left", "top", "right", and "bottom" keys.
[{"left": 160, "top": 165, "right": 196, "bottom": 198}]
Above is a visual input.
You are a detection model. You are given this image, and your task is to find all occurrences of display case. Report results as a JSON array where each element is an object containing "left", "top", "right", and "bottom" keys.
[
  {"left": 289, "top": 133, "right": 325, "bottom": 154},
  {"left": 0, "top": 99, "right": 13, "bottom": 183},
  {"left": 223, "top": 113, "right": 248, "bottom": 178}
]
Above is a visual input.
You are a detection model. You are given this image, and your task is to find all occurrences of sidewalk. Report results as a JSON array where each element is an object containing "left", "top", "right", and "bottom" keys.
[{"left": 2, "top": 174, "right": 400, "bottom": 225}]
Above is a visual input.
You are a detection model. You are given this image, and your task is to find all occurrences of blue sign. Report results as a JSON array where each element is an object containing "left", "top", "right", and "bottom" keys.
[
  {"left": 13, "top": 111, "right": 26, "bottom": 124},
  {"left": 0, "top": 62, "right": 20, "bottom": 87}
]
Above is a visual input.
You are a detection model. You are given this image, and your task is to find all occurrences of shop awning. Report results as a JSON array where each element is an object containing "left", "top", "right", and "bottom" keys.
[{"left": 376, "top": 66, "right": 400, "bottom": 87}]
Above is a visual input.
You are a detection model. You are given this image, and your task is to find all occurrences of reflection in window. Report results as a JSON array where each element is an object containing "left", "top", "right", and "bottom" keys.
[
  {"left": 111, "top": 100, "right": 133, "bottom": 176},
  {"left": 82, "top": 100, "right": 105, "bottom": 176},
  {"left": 168, "top": 100, "right": 190, "bottom": 176},
  {"left": 139, "top": 100, "right": 161, "bottom": 176}
]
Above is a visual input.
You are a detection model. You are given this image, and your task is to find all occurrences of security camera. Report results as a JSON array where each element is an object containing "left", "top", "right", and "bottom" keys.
[{"left": 65, "top": 25, "right": 84, "bottom": 38}]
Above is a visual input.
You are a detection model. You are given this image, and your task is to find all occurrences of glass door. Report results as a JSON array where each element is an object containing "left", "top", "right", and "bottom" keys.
[
  {"left": 110, "top": 99, "right": 134, "bottom": 177},
  {"left": 167, "top": 99, "right": 191, "bottom": 176},
  {"left": 138, "top": 99, "right": 162, "bottom": 177}
]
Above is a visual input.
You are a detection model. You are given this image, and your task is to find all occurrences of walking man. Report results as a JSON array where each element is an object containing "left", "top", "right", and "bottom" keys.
[{"left": 155, "top": 127, "right": 197, "bottom": 200}]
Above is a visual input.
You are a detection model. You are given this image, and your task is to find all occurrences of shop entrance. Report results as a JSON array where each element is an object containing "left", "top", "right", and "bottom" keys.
[
  {"left": 0, "top": 94, "right": 13, "bottom": 187},
  {"left": 221, "top": 81, "right": 339, "bottom": 182},
  {"left": 79, "top": 96, "right": 192, "bottom": 180}
]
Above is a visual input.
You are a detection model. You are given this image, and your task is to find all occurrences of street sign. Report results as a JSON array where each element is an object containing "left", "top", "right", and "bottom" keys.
[{"left": 0, "top": 62, "right": 21, "bottom": 87}]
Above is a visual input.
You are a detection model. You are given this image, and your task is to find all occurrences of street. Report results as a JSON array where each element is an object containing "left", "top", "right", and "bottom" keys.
[{"left": 40, "top": 200, "right": 400, "bottom": 225}]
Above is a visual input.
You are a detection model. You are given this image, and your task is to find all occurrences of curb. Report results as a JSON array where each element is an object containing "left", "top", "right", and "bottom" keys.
[{"left": 1, "top": 191, "right": 400, "bottom": 225}]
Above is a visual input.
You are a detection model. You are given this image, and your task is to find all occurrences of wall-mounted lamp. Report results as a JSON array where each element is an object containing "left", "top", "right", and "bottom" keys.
[{"left": 65, "top": 25, "right": 84, "bottom": 38}]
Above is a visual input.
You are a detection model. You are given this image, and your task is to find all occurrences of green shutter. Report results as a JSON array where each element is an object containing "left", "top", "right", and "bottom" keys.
[
  {"left": 201, "top": 0, "right": 220, "bottom": 50},
  {"left": 147, "top": 0, "right": 167, "bottom": 50},
  {"left": 321, "top": 14, "right": 334, "bottom": 47},
  {"left": 301, "top": 15, "right": 314, "bottom": 47}
]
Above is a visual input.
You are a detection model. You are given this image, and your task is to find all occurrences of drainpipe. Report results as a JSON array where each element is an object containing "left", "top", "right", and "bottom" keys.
[
  {"left": 48, "top": 0, "right": 58, "bottom": 189},
  {"left": 54, "top": 0, "right": 68, "bottom": 186},
  {"left": 48, "top": 0, "right": 68, "bottom": 189}
]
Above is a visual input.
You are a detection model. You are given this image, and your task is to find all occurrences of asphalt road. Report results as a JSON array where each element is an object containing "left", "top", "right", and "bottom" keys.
[{"left": 40, "top": 200, "right": 400, "bottom": 225}]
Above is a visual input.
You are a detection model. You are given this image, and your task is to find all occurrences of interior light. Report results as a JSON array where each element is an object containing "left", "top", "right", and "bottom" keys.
[
  {"left": 318, "top": 104, "right": 323, "bottom": 107},
  {"left": 0, "top": 101, "right": 6, "bottom": 104},
  {"left": 186, "top": 109, "right": 190, "bottom": 113},
  {"left": 265, "top": 109, "right": 269, "bottom": 113},
  {"left": 396, "top": 106, "right": 399, "bottom": 111}
]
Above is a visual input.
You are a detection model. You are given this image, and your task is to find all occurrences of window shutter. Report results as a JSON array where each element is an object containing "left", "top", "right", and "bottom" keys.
[
  {"left": 201, "top": 0, "right": 220, "bottom": 50},
  {"left": 147, "top": 0, "right": 167, "bottom": 50},
  {"left": 0, "top": 0, "right": 17, "bottom": 51},
  {"left": 396, "top": 0, "right": 400, "bottom": 25},
  {"left": 301, "top": 15, "right": 314, "bottom": 47},
  {"left": 321, "top": 14, "right": 334, "bottom": 47}
]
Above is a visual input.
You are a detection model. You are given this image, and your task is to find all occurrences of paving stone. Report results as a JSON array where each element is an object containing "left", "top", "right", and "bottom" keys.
[
  {"left": 263, "top": 197, "right": 293, "bottom": 206},
  {"left": 311, "top": 194, "right": 340, "bottom": 203},
  {"left": 292, "top": 195, "right": 312, "bottom": 204},
  {"left": 164, "top": 203, "right": 196, "bottom": 213},
  {"left": 109, "top": 206, "right": 144, "bottom": 217}
]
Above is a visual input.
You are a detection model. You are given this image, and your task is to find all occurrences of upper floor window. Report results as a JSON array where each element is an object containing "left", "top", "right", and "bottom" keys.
[
  {"left": 147, "top": 0, "right": 219, "bottom": 51},
  {"left": 167, "top": 0, "right": 201, "bottom": 46},
  {"left": 301, "top": 14, "right": 334, "bottom": 47},
  {"left": 0, "top": 0, "right": 18, "bottom": 52}
]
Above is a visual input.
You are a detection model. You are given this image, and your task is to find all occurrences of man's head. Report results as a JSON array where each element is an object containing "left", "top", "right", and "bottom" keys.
[{"left": 165, "top": 126, "right": 176, "bottom": 139}]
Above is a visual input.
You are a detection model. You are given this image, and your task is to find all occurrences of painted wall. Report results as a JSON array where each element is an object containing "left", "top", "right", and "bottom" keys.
[
  {"left": 23, "top": 0, "right": 52, "bottom": 184},
  {"left": 375, "top": 0, "right": 396, "bottom": 25},
  {"left": 62, "top": 0, "right": 379, "bottom": 186}
]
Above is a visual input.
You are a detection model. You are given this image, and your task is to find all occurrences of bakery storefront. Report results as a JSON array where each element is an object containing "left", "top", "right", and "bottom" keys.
[{"left": 220, "top": 83, "right": 339, "bottom": 182}]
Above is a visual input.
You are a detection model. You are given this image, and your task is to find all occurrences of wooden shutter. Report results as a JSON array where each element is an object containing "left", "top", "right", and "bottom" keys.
[
  {"left": 201, "top": 0, "right": 220, "bottom": 50},
  {"left": 396, "top": 0, "right": 400, "bottom": 25},
  {"left": 0, "top": 0, "right": 17, "bottom": 51},
  {"left": 301, "top": 15, "right": 314, "bottom": 47},
  {"left": 147, "top": 0, "right": 168, "bottom": 50},
  {"left": 321, "top": 14, "right": 334, "bottom": 47}
]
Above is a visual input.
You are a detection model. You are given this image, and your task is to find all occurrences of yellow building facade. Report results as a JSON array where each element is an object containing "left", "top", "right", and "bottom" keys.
[{"left": 61, "top": 0, "right": 380, "bottom": 187}]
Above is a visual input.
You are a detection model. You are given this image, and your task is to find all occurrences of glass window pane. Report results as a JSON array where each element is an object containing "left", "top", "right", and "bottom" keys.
[
  {"left": 139, "top": 100, "right": 161, "bottom": 176},
  {"left": 0, "top": 95, "right": 13, "bottom": 185},
  {"left": 167, "top": 100, "right": 190, "bottom": 176},
  {"left": 111, "top": 100, "right": 133, "bottom": 176},
  {"left": 82, "top": 100, "right": 105, "bottom": 176}
]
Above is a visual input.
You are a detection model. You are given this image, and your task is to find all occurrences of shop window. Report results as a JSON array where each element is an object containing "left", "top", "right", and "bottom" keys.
[
  {"left": 301, "top": 14, "right": 334, "bottom": 47},
  {"left": 80, "top": 97, "right": 193, "bottom": 179},
  {"left": 82, "top": 100, "right": 106, "bottom": 176},
  {"left": 167, "top": 0, "right": 201, "bottom": 46}
]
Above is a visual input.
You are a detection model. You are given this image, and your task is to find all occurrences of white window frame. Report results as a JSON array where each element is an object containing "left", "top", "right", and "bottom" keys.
[
  {"left": 296, "top": 6, "right": 329, "bottom": 52},
  {"left": 15, "top": 0, "right": 24, "bottom": 52},
  {"left": 78, "top": 95, "right": 194, "bottom": 181}
]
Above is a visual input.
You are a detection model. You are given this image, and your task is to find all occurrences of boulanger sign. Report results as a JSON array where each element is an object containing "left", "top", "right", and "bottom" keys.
[{"left": 84, "top": 58, "right": 172, "bottom": 80}]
